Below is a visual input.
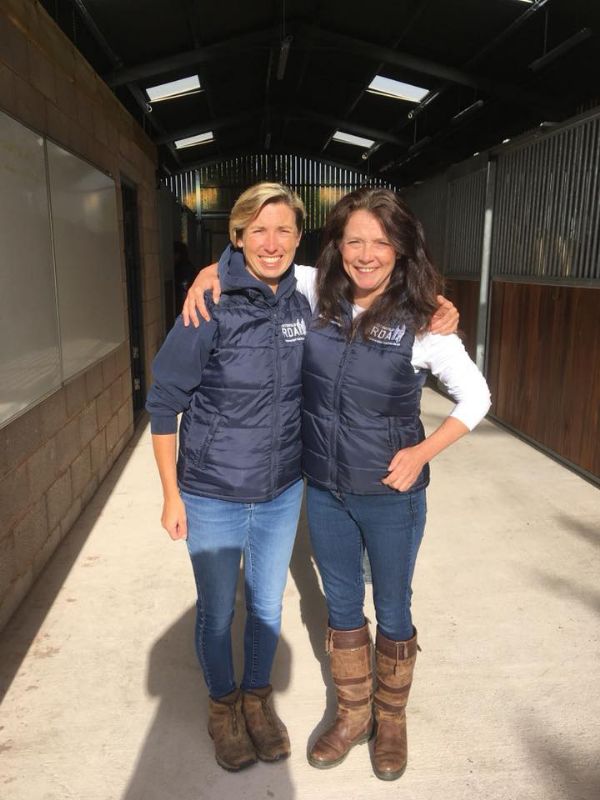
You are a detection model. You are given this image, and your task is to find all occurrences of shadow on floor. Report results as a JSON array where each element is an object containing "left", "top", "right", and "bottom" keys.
[
  {"left": 0, "top": 420, "right": 148, "bottom": 702},
  {"left": 522, "top": 719, "right": 600, "bottom": 800},
  {"left": 528, "top": 566, "right": 600, "bottom": 616},
  {"left": 554, "top": 513, "right": 600, "bottom": 550},
  {"left": 122, "top": 586, "right": 295, "bottom": 800},
  {"left": 288, "top": 501, "right": 336, "bottom": 754}
]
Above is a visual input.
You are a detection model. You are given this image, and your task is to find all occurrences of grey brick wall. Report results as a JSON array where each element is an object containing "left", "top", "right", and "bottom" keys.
[
  {"left": 0, "top": 0, "right": 163, "bottom": 631},
  {"left": 0, "top": 344, "right": 136, "bottom": 631}
]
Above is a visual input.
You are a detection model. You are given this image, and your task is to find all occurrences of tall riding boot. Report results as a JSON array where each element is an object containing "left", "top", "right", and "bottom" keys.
[
  {"left": 208, "top": 688, "right": 257, "bottom": 771},
  {"left": 372, "top": 627, "right": 418, "bottom": 781},
  {"left": 242, "top": 685, "right": 291, "bottom": 762},
  {"left": 308, "top": 623, "right": 373, "bottom": 769}
]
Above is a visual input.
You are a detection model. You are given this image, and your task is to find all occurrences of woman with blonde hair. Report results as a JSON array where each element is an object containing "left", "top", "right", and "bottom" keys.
[{"left": 146, "top": 183, "right": 311, "bottom": 772}]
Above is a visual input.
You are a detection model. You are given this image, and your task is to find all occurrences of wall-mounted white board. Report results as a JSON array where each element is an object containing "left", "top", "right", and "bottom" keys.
[
  {"left": 0, "top": 111, "right": 126, "bottom": 428},
  {"left": 47, "top": 141, "right": 125, "bottom": 381},
  {"left": 0, "top": 110, "right": 61, "bottom": 424}
]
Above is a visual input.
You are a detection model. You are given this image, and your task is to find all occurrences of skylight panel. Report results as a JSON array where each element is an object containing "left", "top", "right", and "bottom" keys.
[
  {"left": 367, "top": 76, "right": 429, "bottom": 103},
  {"left": 332, "top": 130, "right": 375, "bottom": 148},
  {"left": 146, "top": 75, "right": 201, "bottom": 102},
  {"left": 174, "top": 131, "right": 214, "bottom": 149}
]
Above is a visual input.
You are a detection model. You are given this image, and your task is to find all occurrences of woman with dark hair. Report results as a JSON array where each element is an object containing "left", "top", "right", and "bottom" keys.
[{"left": 300, "top": 187, "right": 490, "bottom": 781}]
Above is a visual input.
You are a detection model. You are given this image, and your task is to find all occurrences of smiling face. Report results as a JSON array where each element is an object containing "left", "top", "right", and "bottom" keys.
[
  {"left": 237, "top": 201, "right": 301, "bottom": 291},
  {"left": 339, "top": 209, "right": 398, "bottom": 308}
]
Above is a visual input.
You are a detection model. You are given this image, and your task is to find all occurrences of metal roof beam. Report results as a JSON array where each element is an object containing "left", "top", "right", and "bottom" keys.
[
  {"left": 299, "top": 25, "right": 483, "bottom": 90},
  {"left": 105, "top": 27, "right": 279, "bottom": 87},
  {"left": 300, "top": 25, "right": 553, "bottom": 112},
  {"left": 73, "top": 0, "right": 181, "bottom": 165},
  {"left": 155, "top": 107, "right": 409, "bottom": 149},
  {"left": 166, "top": 149, "right": 384, "bottom": 177},
  {"left": 154, "top": 111, "right": 260, "bottom": 145},
  {"left": 288, "top": 108, "right": 410, "bottom": 148}
]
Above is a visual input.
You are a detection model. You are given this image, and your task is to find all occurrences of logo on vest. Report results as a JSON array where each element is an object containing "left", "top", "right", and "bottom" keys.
[
  {"left": 281, "top": 318, "right": 307, "bottom": 342},
  {"left": 367, "top": 323, "right": 406, "bottom": 346}
]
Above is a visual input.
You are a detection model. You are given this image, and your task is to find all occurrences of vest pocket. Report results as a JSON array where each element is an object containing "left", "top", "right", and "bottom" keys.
[
  {"left": 387, "top": 418, "right": 402, "bottom": 455},
  {"left": 187, "top": 413, "right": 221, "bottom": 470}
]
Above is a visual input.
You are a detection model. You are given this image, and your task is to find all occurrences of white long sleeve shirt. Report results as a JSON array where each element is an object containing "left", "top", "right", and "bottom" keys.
[{"left": 294, "top": 264, "right": 491, "bottom": 431}]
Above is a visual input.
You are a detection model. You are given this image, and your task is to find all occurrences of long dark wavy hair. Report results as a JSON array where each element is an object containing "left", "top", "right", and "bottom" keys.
[{"left": 316, "top": 187, "right": 443, "bottom": 336}]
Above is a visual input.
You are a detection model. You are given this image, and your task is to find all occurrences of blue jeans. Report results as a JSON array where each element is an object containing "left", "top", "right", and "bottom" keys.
[
  {"left": 181, "top": 480, "right": 303, "bottom": 699},
  {"left": 306, "top": 485, "right": 426, "bottom": 642}
]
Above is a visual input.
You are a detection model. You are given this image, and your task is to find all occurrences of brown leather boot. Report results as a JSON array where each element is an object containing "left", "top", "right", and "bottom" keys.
[
  {"left": 208, "top": 689, "right": 257, "bottom": 771},
  {"left": 308, "top": 623, "right": 373, "bottom": 769},
  {"left": 372, "top": 627, "right": 417, "bottom": 781},
  {"left": 242, "top": 685, "right": 291, "bottom": 761}
]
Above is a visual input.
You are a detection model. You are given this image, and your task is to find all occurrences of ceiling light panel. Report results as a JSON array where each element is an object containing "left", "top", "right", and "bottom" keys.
[
  {"left": 332, "top": 130, "right": 375, "bottom": 148},
  {"left": 174, "top": 131, "right": 214, "bottom": 149},
  {"left": 367, "top": 76, "right": 429, "bottom": 103},
  {"left": 146, "top": 75, "right": 201, "bottom": 102}
]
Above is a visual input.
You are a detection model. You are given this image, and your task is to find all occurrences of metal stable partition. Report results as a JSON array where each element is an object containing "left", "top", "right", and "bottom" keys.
[
  {"left": 165, "top": 154, "right": 395, "bottom": 233},
  {"left": 401, "top": 105, "right": 600, "bottom": 347},
  {"left": 444, "top": 168, "right": 488, "bottom": 279},
  {"left": 401, "top": 105, "right": 600, "bottom": 481},
  {"left": 491, "top": 112, "right": 600, "bottom": 283},
  {"left": 402, "top": 174, "right": 448, "bottom": 268}
]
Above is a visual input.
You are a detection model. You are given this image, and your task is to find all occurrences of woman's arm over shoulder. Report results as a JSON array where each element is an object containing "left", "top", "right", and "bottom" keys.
[
  {"left": 182, "top": 263, "right": 220, "bottom": 326},
  {"left": 294, "top": 264, "right": 318, "bottom": 312},
  {"left": 145, "top": 316, "right": 218, "bottom": 433},
  {"left": 413, "top": 332, "right": 491, "bottom": 430}
]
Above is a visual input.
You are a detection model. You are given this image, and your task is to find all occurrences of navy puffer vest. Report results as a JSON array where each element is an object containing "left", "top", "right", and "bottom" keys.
[
  {"left": 178, "top": 251, "right": 312, "bottom": 502},
  {"left": 302, "top": 311, "right": 429, "bottom": 495}
]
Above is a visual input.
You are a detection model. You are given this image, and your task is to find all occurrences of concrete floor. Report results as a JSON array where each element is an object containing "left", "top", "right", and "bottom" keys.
[{"left": 1, "top": 388, "right": 599, "bottom": 800}]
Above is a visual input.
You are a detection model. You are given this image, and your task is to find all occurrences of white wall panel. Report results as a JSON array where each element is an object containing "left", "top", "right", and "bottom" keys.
[
  {"left": 0, "top": 110, "right": 61, "bottom": 425},
  {"left": 47, "top": 141, "right": 125, "bottom": 380}
]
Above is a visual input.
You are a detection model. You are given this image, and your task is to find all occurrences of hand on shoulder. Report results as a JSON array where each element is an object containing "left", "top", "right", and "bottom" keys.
[
  {"left": 182, "top": 263, "right": 220, "bottom": 327},
  {"left": 429, "top": 294, "right": 459, "bottom": 336}
]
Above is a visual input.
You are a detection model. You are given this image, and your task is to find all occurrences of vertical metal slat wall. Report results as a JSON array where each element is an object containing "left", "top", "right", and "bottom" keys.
[
  {"left": 394, "top": 106, "right": 600, "bottom": 481},
  {"left": 491, "top": 113, "right": 600, "bottom": 282},
  {"left": 401, "top": 174, "right": 448, "bottom": 269},
  {"left": 164, "top": 154, "right": 395, "bottom": 233},
  {"left": 444, "top": 169, "right": 487, "bottom": 278}
]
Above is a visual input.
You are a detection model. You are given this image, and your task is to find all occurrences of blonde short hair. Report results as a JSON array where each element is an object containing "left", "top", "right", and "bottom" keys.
[{"left": 229, "top": 182, "right": 305, "bottom": 245}]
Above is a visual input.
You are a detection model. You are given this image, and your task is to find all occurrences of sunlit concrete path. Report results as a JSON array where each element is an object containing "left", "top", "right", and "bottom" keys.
[{"left": 1, "top": 388, "right": 598, "bottom": 800}]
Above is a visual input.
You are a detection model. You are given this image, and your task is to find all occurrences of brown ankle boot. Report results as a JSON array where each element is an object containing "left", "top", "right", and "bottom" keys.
[
  {"left": 308, "top": 623, "right": 373, "bottom": 769},
  {"left": 372, "top": 628, "right": 417, "bottom": 781},
  {"left": 208, "top": 689, "right": 257, "bottom": 771},
  {"left": 242, "top": 685, "right": 291, "bottom": 762}
]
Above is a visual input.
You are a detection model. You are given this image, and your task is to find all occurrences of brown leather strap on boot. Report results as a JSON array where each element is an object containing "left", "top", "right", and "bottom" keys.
[
  {"left": 242, "top": 685, "right": 291, "bottom": 762},
  {"left": 373, "top": 627, "right": 418, "bottom": 781},
  {"left": 308, "top": 623, "right": 373, "bottom": 769},
  {"left": 208, "top": 689, "right": 257, "bottom": 771}
]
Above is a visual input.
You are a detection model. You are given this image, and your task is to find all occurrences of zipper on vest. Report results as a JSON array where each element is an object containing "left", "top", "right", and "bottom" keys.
[
  {"left": 329, "top": 327, "right": 356, "bottom": 490},
  {"left": 271, "top": 311, "right": 282, "bottom": 495}
]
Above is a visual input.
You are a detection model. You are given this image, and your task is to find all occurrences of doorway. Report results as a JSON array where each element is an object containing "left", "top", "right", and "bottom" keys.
[{"left": 121, "top": 180, "right": 145, "bottom": 417}]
